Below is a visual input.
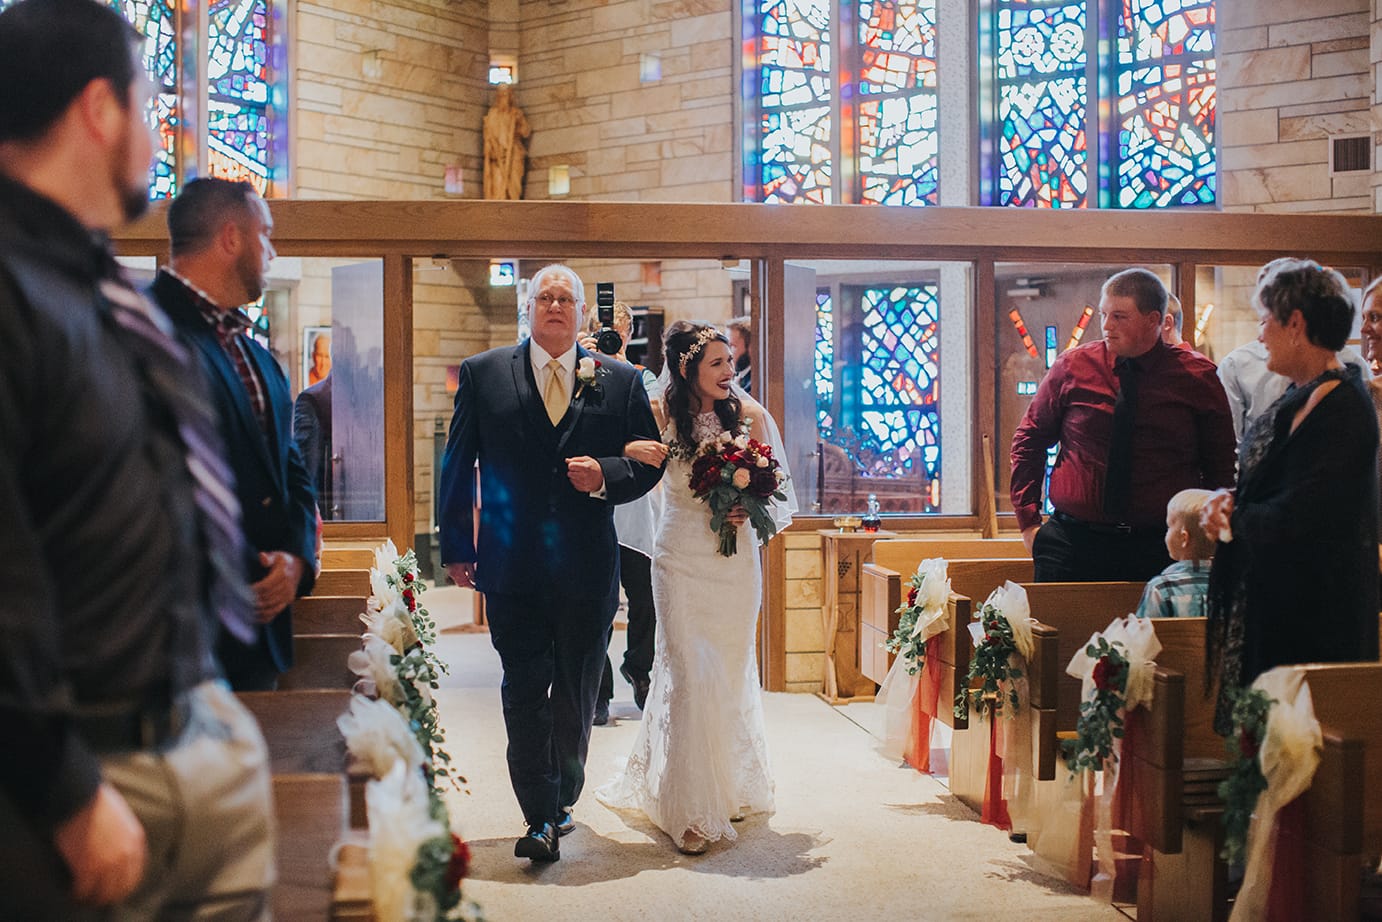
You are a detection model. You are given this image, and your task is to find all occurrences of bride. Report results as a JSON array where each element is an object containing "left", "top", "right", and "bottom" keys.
[{"left": 597, "top": 321, "right": 796, "bottom": 855}]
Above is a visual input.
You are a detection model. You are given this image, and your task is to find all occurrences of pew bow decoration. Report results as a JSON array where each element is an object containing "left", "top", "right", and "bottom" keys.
[
  {"left": 877, "top": 558, "right": 951, "bottom": 772},
  {"left": 955, "top": 580, "right": 1034, "bottom": 721},
  {"left": 1224, "top": 668, "right": 1322, "bottom": 922},
  {"left": 342, "top": 543, "right": 479, "bottom": 921},
  {"left": 1063, "top": 615, "right": 1161, "bottom": 900}
]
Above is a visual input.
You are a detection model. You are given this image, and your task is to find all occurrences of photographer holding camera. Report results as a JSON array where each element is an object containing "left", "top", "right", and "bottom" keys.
[{"left": 579, "top": 295, "right": 660, "bottom": 725}]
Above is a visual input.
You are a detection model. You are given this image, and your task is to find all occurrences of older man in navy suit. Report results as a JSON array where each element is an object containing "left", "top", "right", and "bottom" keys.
[
  {"left": 151, "top": 177, "right": 317, "bottom": 691},
  {"left": 439, "top": 264, "right": 663, "bottom": 863}
]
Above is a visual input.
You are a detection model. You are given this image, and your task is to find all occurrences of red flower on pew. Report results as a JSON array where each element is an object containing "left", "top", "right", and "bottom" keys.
[
  {"left": 907, "top": 586, "right": 918, "bottom": 608},
  {"left": 444, "top": 833, "right": 471, "bottom": 892},
  {"left": 1092, "top": 657, "right": 1112, "bottom": 691},
  {"left": 402, "top": 587, "right": 416, "bottom": 611},
  {"left": 403, "top": 571, "right": 415, "bottom": 583}
]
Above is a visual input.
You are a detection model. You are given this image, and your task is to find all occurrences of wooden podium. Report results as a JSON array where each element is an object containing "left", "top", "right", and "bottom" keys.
[{"left": 818, "top": 528, "right": 896, "bottom": 703}]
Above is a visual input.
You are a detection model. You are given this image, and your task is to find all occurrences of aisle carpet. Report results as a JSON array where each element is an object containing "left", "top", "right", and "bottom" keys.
[{"left": 427, "top": 588, "right": 1125, "bottom": 921}]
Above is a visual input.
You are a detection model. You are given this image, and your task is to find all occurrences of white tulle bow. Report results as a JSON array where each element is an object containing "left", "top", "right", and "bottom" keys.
[
  {"left": 366, "top": 761, "right": 446, "bottom": 922},
  {"left": 349, "top": 634, "right": 406, "bottom": 705},
  {"left": 1065, "top": 615, "right": 1162, "bottom": 711},
  {"left": 975, "top": 580, "right": 1035, "bottom": 661},
  {"left": 909, "top": 557, "right": 951, "bottom": 642},
  {"left": 338, "top": 694, "right": 427, "bottom": 779},
  {"left": 362, "top": 598, "right": 420, "bottom": 655}
]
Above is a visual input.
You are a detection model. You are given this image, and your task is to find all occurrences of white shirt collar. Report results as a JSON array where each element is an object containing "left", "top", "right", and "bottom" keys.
[{"left": 530, "top": 340, "right": 577, "bottom": 378}]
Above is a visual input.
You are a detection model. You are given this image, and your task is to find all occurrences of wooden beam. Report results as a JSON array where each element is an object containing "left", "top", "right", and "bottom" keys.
[{"left": 383, "top": 254, "right": 414, "bottom": 553}]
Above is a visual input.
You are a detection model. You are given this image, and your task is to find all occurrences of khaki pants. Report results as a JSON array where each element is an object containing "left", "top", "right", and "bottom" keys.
[{"left": 2, "top": 682, "right": 277, "bottom": 922}]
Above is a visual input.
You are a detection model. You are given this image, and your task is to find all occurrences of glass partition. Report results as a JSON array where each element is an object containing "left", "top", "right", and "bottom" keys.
[
  {"left": 993, "top": 261, "right": 1172, "bottom": 514},
  {"left": 784, "top": 258, "right": 973, "bottom": 517}
]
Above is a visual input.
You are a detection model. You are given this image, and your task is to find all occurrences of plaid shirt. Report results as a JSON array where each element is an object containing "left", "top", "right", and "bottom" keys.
[{"left": 1135, "top": 559, "right": 1211, "bottom": 619}]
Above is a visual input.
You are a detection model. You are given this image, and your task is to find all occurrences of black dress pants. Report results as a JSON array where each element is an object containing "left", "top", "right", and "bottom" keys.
[
  {"left": 486, "top": 590, "right": 615, "bottom": 825},
  {"left": 599, "top": 544, "right": 657, "bottom": 703},
  {"left": 1032, "top": 513, "right": 1170, "bottom": 583}
]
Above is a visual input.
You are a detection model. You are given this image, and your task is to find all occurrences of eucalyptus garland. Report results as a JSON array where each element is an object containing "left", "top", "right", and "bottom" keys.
[
  {"left": 954, "top": 599, "right": 1024, "bottom": 721},
  {"left": 1218, "top": 686, "right": 1274, "bottom": 865},
  {"left": 385, "top": 551, "right": 457, "bottom": 783},
  {"left": 1066, "top": 637, "right": 1130, "bottom": 774},
  {"left": 885, "top": 573, "right": 932, "bottom": 675}
]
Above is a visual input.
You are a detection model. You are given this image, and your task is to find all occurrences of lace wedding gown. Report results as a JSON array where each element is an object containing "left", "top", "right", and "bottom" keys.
[{"left": 597, "top": 412, "right": 775, "bottom": 848}]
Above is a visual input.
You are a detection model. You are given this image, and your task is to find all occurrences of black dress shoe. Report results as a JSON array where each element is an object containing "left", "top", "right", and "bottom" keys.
[
  {"left": 514, "top": 822, "right": 559, "bottom": 862},
  {"left": 593, "top": 699, "right": 609, "bottom": 726},
  {"left": 556, "top": 809, "right": 575, "bottom": 837},
  {"left": 620, "top": 664, "right": 651, "bottom": 711}
]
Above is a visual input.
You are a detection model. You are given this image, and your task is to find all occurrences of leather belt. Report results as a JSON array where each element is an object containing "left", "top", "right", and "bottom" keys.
[
  {"left": 69, "top": 695, "right": 191, "bottom": 753},
  {"left": 1051, "top": 510, "right": 1156, "bottom": 537}
]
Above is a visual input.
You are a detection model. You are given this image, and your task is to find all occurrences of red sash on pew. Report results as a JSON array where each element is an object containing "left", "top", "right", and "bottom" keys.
[
  {"left": 905, "top": 636, "right": 944, "bottom": 774},
  {"left": 983, "top": 716, "right": 1012, "bottom": 829},
  {"left": 1264, "top": 796, "right": 1307, "bottom": 922}
]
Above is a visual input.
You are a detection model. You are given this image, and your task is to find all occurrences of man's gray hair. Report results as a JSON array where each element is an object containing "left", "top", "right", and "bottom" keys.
[{"left": 529, "top": 263, "right": 585, "bottom": 305}]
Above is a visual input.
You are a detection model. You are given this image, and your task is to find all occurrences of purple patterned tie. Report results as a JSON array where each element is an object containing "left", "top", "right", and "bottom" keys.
[{"left": 100, "top": 278, "right": 257, "bottom": 644}]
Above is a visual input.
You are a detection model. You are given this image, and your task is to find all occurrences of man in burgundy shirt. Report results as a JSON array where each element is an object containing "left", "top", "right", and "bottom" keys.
[{"left": 1010, "top": 268, "right": 1236, "bottom": 582}]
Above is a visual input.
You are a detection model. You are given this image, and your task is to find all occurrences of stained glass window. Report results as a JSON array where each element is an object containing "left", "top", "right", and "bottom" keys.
[
  {"left": 0, "top": 0, "right": 283, "bottom": 197},
  {"left": 1113, "top": 0, "right": 1216, "bottom": 208},
  {"left": 858, "top": 284, "right": 940, "bottom": 503},
  {"left": 745, "top": 0, "right": 939, "bottom": 206},
  {"left": 992, "top": 0, "right": 1088, "bottom": 207},
  {"left": 752, "top": 0, "right": 833, "bottom": 203},
  {"left": 815, "top": 289, "right": 834, "bottom": 428},
  {"left": 982, "top": 0, "right": 1216, "bottom": 209},
  {"left": 207, "top": 0, "right": 275, "bottom": 194},
  {"left": 856, "top": 1, "right": 939, "bottom": 205}
]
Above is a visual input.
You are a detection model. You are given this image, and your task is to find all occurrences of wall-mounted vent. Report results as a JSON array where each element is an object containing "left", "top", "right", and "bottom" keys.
[{"left": 1329, "top": 134, "right": 1372, "bottom": 175}]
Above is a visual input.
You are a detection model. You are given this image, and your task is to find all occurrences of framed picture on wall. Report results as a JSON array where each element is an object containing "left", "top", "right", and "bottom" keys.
[{"left": 302, "top": 325, "right": 332, "bottom": 390}]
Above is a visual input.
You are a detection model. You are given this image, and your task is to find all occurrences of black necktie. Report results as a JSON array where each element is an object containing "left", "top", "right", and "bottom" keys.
[
  {"left": 101, "top": 278, "right": 257, "bottom": 645},
  {"left": 1103, "top": 357, "right": 1140, "bottom": 521}
]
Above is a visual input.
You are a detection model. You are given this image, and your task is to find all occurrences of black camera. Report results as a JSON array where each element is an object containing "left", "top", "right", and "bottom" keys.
[{"left": 594, "top": 282, "right": 622, "bottom": 356}]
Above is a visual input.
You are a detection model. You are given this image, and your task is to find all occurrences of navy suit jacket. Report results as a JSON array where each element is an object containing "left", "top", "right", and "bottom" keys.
[
  {"left": 438, "top": 341, "right": 662, "bottom": 600},
  {"left": 152, "top": 271, "right": 317, "bottom": 674}
]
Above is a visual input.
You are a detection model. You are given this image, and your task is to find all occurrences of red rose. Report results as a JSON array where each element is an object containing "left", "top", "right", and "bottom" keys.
[
  {"left": 403, "top": 587, "right": 416, "bottom": 611},
  {"left": 403, "top": 571, "right": 414, "bottom": 583},
  {"left": 1091, "top": 657, "right": 1111, "bottom": 691},
  {"left": 907, "top": 586, "right": 918, "bottom": 607},
  {"left": 983, "top": 634, "right": 994, "bottom": 646},
  {"left": 1239, "top": 730, "right": 1258, "bottom": 760},
  {"left": 443, "top": 833, "right": 471, "bottom": 892}
]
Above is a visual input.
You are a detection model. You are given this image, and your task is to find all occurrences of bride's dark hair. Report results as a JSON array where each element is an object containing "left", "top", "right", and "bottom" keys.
[{"left": 663, "top": 320, "right": 741, "bottom": 450}]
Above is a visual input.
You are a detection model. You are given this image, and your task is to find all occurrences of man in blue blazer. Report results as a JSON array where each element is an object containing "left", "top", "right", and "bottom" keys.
[
  {"left": 440, "top": 264, "right": 663, "bottom": 863},
  {"left": 151, "top": 178, "right": 317, "bottom": 691}
]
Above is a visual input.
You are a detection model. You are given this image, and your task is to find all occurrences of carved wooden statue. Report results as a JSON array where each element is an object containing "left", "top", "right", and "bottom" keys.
[{"left": 483, "top": 84, "right": 530, "bottom": 201}]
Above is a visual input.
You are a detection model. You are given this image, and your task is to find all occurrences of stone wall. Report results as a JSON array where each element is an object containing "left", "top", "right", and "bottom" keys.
[{"left": 1219, "top": 0, "right": 1377, "bottom": 213}]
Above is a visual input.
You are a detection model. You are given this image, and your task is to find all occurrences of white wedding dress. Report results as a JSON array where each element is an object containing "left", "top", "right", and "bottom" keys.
[{"left": 597, "top": 410, "right": 790, "bottom": 848}]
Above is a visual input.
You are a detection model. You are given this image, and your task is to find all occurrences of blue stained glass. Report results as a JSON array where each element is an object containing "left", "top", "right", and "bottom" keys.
[
  {"left": 1113, "top": 0, "right": 1216, "bottom": 208},
  {"left": 815, "top": 290, "right": 834, "bottom": 429},
  {"left": 858, "top": 284, "right": 941, "bottom": 504},
  {"left": 856, "top": 1, "right": 939, "bottom": 205},
  {"left": 753, "top": 0, "right": 833, "bottom": 203},
  {"left": 993, "top": 0, "right": 1089, "bottom": 207},
  {"left": 112, "top": 0, "right": 180, "bottom": 198},
  {"left": 207, "top": 0, "right": 275, "bottom": 194}
]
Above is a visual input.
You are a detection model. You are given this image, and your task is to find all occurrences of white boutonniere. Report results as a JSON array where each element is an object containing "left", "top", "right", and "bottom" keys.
[{"left": 575, "top": 356, "right": 602, "bottom": 398}]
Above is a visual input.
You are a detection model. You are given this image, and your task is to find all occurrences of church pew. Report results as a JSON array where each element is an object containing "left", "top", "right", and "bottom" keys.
[
  {"left": 1024, "top": 582, "right": 1153, "bottom": 781},
  {"left": 949, "top": 580, "right": 1145, "bottom": 820},
  {"left": 272, "top": 773, "right": 349, "bottom": 922},
  {"left": 313, "top": 568, "right": 371, "bottom": 597},
  {"left": 239, "top": 689, "right": 368, "bottom": 829},
  {"left": 321, "top": 548, "right": 376, "bottom": 569},
  {"left": 331, "top": 842, "right": 374, "bottom": 921},
  {"left": 860, "top": 557, "right": 1034, "bottom": 687},
  {"left": 294, "top": 595, "right": 368, "bottom": 635},
  {"left": 1292, "top": 662, "right": 1382, "bottom": 920},
  {"left": 868, "top": 537, "right": 1029, "bottom": 578},
  {"left": 278, "top": 634, "right": 361, "bottom": 691}
]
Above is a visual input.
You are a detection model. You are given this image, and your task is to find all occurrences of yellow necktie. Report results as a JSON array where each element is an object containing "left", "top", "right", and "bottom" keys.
[{"left": 542, "top": 358, "right": 567, "bottom": 425}]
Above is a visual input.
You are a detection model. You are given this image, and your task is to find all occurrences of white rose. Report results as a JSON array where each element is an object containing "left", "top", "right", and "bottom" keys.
[
  {"left": 578, "top": 356, "right": 596, "bottom": 379},
  {"left": 734, "top": 435, "right": 749, "bottom": 449},
  {"left": 756, "top": 456, "right": 769, "bottom": 468},
  {"left": 732, "top": 467, "right": 752, "bottom": 489}
]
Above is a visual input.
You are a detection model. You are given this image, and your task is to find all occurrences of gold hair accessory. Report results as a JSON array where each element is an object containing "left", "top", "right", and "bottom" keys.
[{"left": 678, "top": 326, "right": 721, "bottom": 378}]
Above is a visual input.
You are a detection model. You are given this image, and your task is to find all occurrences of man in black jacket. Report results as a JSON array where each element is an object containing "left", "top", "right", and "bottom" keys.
[
  {"left": 0, "top": 1, "right": 273, "bottom": 916},
  {"left": 150, "top": 177, "right": 318, "bottom": 691}
]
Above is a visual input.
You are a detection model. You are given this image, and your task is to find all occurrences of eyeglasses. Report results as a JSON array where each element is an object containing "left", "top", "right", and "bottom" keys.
[{"left": 533, "top": 293, "right": 576, "bottom": 308}]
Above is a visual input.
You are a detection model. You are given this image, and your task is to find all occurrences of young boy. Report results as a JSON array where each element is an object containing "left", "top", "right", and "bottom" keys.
[{"left": 1136, "top": 488, "right": 1216, "bottom": 619}]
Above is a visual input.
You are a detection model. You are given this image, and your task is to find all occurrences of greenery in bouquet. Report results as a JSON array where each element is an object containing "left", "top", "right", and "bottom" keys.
[
  {"left": 954, "top": 599, "right": 1024, "bottom": 721},
  {"left": 886, "top": 572, "right": 934, "bottom": 675},
  {"left": 411, "top": 828, "right": 484, "bottom": 921},
  {"left": 1218, "top": 685, "right": 1274, "bottom": 865},
  {"left": 1066, "top": 637, "right": 1130, "bottom": 774},
  {"left": 686, "top": 425, "right": 788, "bottom": 557}
]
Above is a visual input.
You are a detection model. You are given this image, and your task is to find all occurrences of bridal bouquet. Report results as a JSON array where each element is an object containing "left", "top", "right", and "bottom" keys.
[{"left": 687, "top": 426, "right": 788, "bottom": 556}]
